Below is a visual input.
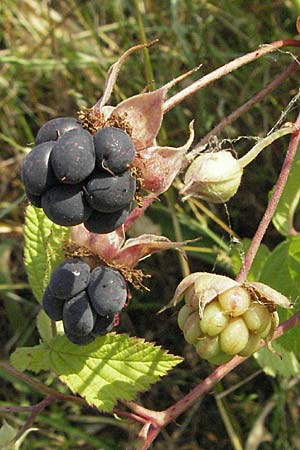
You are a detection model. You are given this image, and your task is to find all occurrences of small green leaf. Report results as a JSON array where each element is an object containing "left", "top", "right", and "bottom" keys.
[
  {"left": 272, "top": 152, "right": 300, "bottom": 236},
  {"left": 0, "top": 420, "right": 16, "bottom": 448},
  {"left": 24, "top": 205, "right": 70, "bottom": 302},
  {"left": 10, "top": 344, "right": 51, "bottom": 373},
  {"left": 49, "top": 333, "right": 182, "bottom": 412},
  {"left": 254, "top": 342, "right": 300, "bottom": 377}
]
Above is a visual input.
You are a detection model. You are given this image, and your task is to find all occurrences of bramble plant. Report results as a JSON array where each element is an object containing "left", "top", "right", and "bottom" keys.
[{"left": 3, "top": 23, "right": 300, "bottom": 450}]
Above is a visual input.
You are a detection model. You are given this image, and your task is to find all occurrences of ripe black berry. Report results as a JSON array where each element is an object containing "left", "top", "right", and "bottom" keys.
[
  {"left": 42, "top": 285, "right": 65, "bottom": 321},
  {"left": 35, "top": 117, "right": 83, "bottom": 144},
  {"left": 24, "top": 188, "right": 42, "bottom": 208},
  {"left": 84, "top": 204, "right": 131, "bottom": 234},
  {"left": 88, "top": 266, "right": 127, "bottom": 315},
  {"left": 21, "top": 141, "right": 57, "bottom": 195},
  {"left": 50, "top": 129, "right": 95, "bottom": 184},
  {"left": 42, "top": 184, "right": 92, "bottom": 226},
  {"left": 63, "top": 291, "right": 95, "bottom": 336},
  {"left": 92, "top": 313, "right": 116, "bottom": 336},
  {"left": 48, "top": 259, "right": 91, "bottom": 300},
  {"left": 94, "top": 126, "right": 135, "bottom": 174},
  {"left": 85, "top": 169, "right": 136, "bottom": 213}
]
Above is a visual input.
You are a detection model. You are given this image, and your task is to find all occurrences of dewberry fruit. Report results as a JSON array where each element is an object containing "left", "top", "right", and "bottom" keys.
[
  {"left": 88, "top": 266, "right": 127, "bottom": 315},
  {"left": 199, "top": 300, "right": 228, "bottom": 336},
  {"left": 64, "top": 330, "right": 95, "bottom": 346},
  {"left": 24, "top": 188, "right": 42, "bottom": 208},
  {"left": 42, "top": 184, "right": 92, "bottom": 226},
  {"left": 42, "top": 285, "right": 65, "bottom": 321},
  {"left": 21, "top": 141, "right": 57, "bottom": 195},
  {"left": 219, "top": 317, "right": 249, "bottom": 355},
  {"left": 48, "top": 259, "right": 90, "bottom": 300},
  {"left": 85, "top": 169, "right": 136, "bottom": 213},
  {"left": 195, "top": 335, "right": 220, "bottom": 360},
  {"left": 84, "top": 204, "right": 131, "bottom": 234},
  {"left": 177, "top": 304, "right": 194, "bottom": 330},
  {"left": 94, "top": 126, "right": 135, "bottom": 174},
  {"left": 92, "top": 313, "right": 116, "bottom": 336},
  {"left": 243, "top": 302, "right": 271, "bottom": 334},
  {"left": 63, "top": 291, "right": 95, "bottom": 336},
  {"left": 35, "top": 117, "right": 83, "bottom": 144},
  {"left": 218, "top": 286, "right": 251, "bottom": 317},
  {"left": 182, "top": 310, "right": 203, "bottom": 344},
  {"left": 50, "top": 129, "right": 95, "bottom": 184}
]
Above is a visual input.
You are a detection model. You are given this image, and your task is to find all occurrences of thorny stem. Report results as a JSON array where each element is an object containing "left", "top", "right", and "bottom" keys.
[
  {"left": 197, "top": 57, "right": 300, "bottom": 147},
  {"left": 164, "top": 39, "right": 300, "bottom": 113},
  {"left": 237, "top": 112, "right": 300, "bottom": 282}
]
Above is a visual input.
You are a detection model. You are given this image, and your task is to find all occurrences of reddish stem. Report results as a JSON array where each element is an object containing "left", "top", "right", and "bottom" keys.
[
  {"left": 164, "top": 39, "right": 300, "bottom": 113},
  {"left": 197, "top": 58, "right": 300, "bottom": 147},
  {"left": 236, "top": 112, "right": 300, "bottom": 282}
]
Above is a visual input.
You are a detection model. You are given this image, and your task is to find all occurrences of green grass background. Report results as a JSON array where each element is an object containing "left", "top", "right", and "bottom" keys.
[{"left": 1, "top": 1, "right": 300, "bottom": 449}]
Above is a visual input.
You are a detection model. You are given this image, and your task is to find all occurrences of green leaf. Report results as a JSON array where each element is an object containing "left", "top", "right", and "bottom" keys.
[
  {"left": 49, "top": 333, "right": 182, "bottom": 412},
  {"left": 10, "top": 344, "right": 51, "bottom": 373},
  {"left": 0, "top": 420, "right": 37, "bottom": 450},
  {"left": 229, "top": 238, "right": 270, "bottom": 280},
  {"left": 36, "top": 310, "right": 53, "bottom": 344},
  {"left": 254, "top": 341, "right": 300, "bottom": 377},
  {"left": 0, "top": 420, "right": 16, "bottom": 449},
  {"left": 24, "top": 205, "right": 70, "bottom": 302},
  {"left": 259, "top": 236, "right": 300, "bottom": 358},
  {"left": 272, "top": 152, "right": 300, "bottom": 236}
]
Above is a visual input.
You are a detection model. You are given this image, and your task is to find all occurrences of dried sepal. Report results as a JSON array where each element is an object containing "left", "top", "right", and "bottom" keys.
[{"left": 244, "top": 281, "right": 293, "bottom": 311}]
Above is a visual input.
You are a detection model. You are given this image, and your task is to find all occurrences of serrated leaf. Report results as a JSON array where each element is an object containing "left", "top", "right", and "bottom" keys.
[
  {"left": 272, "top": 152, "right": 300, "bottom": 236},
  {"left": 259, "top": 236, "right": 300, "bottom": 357},
  {"left": 24, "top": 205, "right": 70, "bottom": 302},
  {"left": 254, "top": 341, "right": 300, "bottom": 377},
  {"left": 10, "top": 344, "right": 51, "bottom": 373},
  {"left": 36, "top": 310, "right": 53, "bottom": 344},
  {"left": 49, "top": 333, "right": 182, "bottom": 412}
]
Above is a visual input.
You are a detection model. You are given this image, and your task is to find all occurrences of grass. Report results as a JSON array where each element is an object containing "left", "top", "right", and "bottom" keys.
[{"left": 1, "top": 1, "right": 300, "bottom": 449}]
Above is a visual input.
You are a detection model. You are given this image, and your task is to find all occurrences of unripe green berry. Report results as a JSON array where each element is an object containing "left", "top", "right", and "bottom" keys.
[
  {"left": 238, "top": 333, "right": 261, "bottom": 357},
  {"left": 194, "top": 335, "right": 220, "bottom": 360},
  {"left": 220, "top": 317, "right": 249, "bottom": 355},
  {"left": 178, "top": 304, "right": 194, "bottom": 330},
  {"left": 218, "top": 286, "right": 250, "bottom": 317},
  {"left": 183, "top": 311, "right": 203, "bottom": 344},
  {"left": 184, "top": 286, "right": 199, "bottom": 309},
  {"left": 200, "top": 300, "right": 229, "bottom": 336},
  {"left": 243, "top": 302, "right": 271, "bottom": 333},
  {"left": 259, "top": 319, "right": 272, "bottom": 339}
]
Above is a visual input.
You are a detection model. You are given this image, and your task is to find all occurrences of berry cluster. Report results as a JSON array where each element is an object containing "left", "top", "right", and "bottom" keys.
[
  {"left": 42, "top": 258, "right": 127, "bottom": 344},
  {"left": 178, "top": 285, "right": 272, "bottom": 364},
  {"left": 22, "top": 117, "right": 136, "bottom": 234}
]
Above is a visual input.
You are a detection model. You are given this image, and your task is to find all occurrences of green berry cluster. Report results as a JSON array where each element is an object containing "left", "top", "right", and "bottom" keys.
[{"left": 178, "top": 286, "right": 273, "bottom": 365}]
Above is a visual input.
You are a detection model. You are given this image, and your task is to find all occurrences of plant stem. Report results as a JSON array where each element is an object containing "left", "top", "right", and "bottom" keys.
[
  {"left": 197, "top": 58, "right": 300, "bottom": 147},
  {"left": 237, "top": 113, "right": 300, "bottom": 282},
  {"left": 0, "top": 361, "right": 86, "bottom": 405},
  {"left": 238, "top": 126, "right": 295, "bottom": 168},
  {"left": 164, "top": 39, "right": 300, "bottom": 113},
  {"left": 134, "top": 0, "right": 156, "bottom": 91}
]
